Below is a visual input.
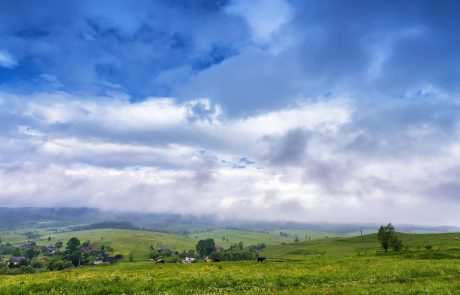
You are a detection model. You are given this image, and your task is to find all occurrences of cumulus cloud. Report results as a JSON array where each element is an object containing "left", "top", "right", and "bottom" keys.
[
  {"left": 1, "top": 1, "right": 460, "bottom": 225},
  {"left": 1, "top": 90, "right": 460, "bottom": 225}
]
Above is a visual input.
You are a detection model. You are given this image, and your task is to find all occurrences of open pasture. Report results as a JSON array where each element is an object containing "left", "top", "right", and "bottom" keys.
[
  {"left": 1, "top": 256, "right": 460, "bottom": 294},
  {"left": 2, "top": 231, "right": 460, "bottom": 294}
]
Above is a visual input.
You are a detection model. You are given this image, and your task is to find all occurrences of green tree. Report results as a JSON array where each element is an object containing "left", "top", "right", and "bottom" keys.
[
  {"left": 12, "top": 247, "right": 22, "bottom": 257},
  {"left": 24, "top": 248, "right": 37, "bottom": 259},
  {"left": 65, "top": 237, "right": 81, "bottom": 267},
  {"left": 377, "top": 223, "right": 395, "bottom": 252},
  {"left": 238, "top": 241, "right": 244, "bottom": 250},
  {"left": 67, "top": 250, "right": 81, "bottom": 267},
  {"left": 66, "top": 237, "right": 81, "bottom": 252},
  {"left": 55, "top": 241, "right": 63, "bottom": 248},
  {"left": 196, "top": 239, "right": 215, "bottom": 257},
  {"left": 390, "top": 235, "right": 403, "bottom": 252}
]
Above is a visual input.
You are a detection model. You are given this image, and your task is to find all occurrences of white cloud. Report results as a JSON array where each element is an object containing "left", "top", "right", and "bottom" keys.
[
  {"left": 0, "top": 51, "right": 17, "bottom": 68},
  {"left": 226, "top": 0, "right": 292, "bottom": 44},
  {"left": 1, "top": 91, "right": 460, "bottom": 225}
]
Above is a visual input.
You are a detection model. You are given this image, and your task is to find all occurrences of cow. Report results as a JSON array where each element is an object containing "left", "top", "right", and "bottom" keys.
[
  {"left": 214, "top": 258, "right": 220, "bottom": 262},
  {"left": 257, "top": 257, "right": 266, "bottom": 263},
  {"left": 156, "top": 258, "right": 165, "bottom": 264}
]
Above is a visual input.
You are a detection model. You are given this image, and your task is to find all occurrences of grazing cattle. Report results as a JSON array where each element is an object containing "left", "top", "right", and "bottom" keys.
[
  {"left": 257, "top": 257, "right": 266, "bottom": 263},
  {"left": 214, "top": 258, "right": 220, "bottom": 262},
  {"left": 156, "top": 258, "right": 165, "bottom": 264}
]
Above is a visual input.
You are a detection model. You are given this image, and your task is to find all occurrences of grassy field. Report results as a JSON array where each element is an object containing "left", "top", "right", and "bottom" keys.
[
  {"left": 261, "top": 232, "right": 460, "bottom": 258},
  {"left": 2, "top": 230, "right": 460, "bottom": 294},
  {"left": 191, "top": 229, "right": 336, "bottom": 247},
  {"left": 33, "top": 229, "right": 196, "bottom": 260},
  {"left": 1, "top": 255, "right": 460, "bottom": 294},
  {"left": 1, "top": 228, "right": 340, "bottom": 260}
]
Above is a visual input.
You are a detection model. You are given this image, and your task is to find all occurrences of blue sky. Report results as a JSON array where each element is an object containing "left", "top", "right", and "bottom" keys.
[{"left": 1, "top": 0, "right": 460, "bottom": 225}]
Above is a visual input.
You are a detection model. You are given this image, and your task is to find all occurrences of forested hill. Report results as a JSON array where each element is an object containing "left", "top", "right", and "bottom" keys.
[{"left": 0, "top": 207, "right": 458, "bottom": 234}]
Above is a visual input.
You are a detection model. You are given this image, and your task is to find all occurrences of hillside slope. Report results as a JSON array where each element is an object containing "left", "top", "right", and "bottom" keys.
[
  {"left": 260, "top": 232, "right": 460, "bottom": 258},
  {"left": 28, "top": 228, "right": 341, "bottom": 260}
]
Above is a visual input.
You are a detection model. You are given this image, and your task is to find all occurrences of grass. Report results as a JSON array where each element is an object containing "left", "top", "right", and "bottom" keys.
[
  {"left": 190, "top": 229, "right": 324, "bottom": 247},
  {"left": 2, "top": 228, "right": 340, "bottom": 260},
  {"left": 35, "top": 229, "right": 196, "bottom": 260},
  {"left": 2, "top": 230, "right": 460, "bottom": 294},
  {"left": 1, "top": 257, "right": 460, "bottom": 294},
  {"left": 260, "top": 232, "right": 460, "bottom": 258}
]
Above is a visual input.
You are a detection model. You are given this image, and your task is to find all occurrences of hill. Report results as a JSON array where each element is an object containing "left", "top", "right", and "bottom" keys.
[
  {"left": 25, "top": 228, "right": 341, "bottom": 260},
  {"left": 2, "top": 207, "right": 458, "bottom": 235},
  {"left": 260, "top": 232, "right": 460, "bottom": 258},
  {"left": 2, "top": 230, "right": 460, "bottom": 293}
]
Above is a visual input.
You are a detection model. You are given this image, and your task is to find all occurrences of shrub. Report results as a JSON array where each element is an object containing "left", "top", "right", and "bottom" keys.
[
  {"left": 31, "top": 261, "right": 42, "bottom": 268},
  {"left": 47, "top": 259, "right": 73, "bottom": 271}
]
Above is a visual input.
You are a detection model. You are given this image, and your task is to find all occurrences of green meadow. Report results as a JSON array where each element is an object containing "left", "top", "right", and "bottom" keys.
[
  {"left": 2, "top": 229, "right": 460, "bottom": 294},
  {"left": 1, "top": 257, "right": 460, "bottom": 294},
  {"left": 3, "top": 228, "right": 340, "bottom": 261}
]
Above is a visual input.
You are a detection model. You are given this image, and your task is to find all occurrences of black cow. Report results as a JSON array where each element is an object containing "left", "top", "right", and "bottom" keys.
[
  {"left": 214, "top": 258, "right": 220, "bottom": 262},
  {"left": 257, "top": 257, "right": 266, "bottom": 263}
]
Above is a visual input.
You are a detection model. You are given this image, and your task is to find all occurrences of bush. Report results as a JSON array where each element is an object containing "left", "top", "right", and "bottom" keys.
[
  {"left": 0, "top": 265, "right": 36, "bottom": 275},
  {"left": 31, "top": 261, "right": 42, "bottom": 268},
  {"left": 47, "top": 259, "right": 73, "bottom": 271}
]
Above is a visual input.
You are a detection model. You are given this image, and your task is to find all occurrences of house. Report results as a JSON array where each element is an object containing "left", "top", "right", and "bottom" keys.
[
  {"left": 103, "top": 254, "right": 123, "bottom": 264},
  {"left": 93, "top": 260, "right": 104, "bottom": 265},
  {"left": 182, "top": 256, "right": 195, "bottom": 264},
  {"left": 10, "top": 256, "right": 25, "bottom": 266},
  {"left": 90, "top": 242, "right": 100, "bottom": 250},
  {"left": 45, "top": 245, "right": 57, "bottom": 254},
  {"left": 20, "top": 242, "right": 39, "bottom": 251},
  {"left": 80, "top": 246, "right": 90, "bottom": 253},
  {"left": 214, "top": 245, "right": 223, "bottom": 253}
]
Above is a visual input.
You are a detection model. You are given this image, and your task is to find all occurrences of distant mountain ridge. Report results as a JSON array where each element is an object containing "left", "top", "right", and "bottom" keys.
[{"left": 0, "top": 207, "right": 458, "bottom": 234}]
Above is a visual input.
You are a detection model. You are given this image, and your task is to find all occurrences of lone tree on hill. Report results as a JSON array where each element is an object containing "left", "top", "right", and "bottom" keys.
[
  {"left": 196, "top": 239, "right": 215, "bottom": 257},
  {"left": 377, "top": 223, "right": 403, "bottom": 252}
]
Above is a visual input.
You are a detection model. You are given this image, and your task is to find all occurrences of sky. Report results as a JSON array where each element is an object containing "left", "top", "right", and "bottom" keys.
[{"left": 1, "top": 0, "right": 460, "bottom": 225}]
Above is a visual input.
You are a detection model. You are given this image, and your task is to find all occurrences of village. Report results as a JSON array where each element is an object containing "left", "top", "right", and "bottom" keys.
[{"left": 0, "top": 233, "right": 267, "bottom": 275}]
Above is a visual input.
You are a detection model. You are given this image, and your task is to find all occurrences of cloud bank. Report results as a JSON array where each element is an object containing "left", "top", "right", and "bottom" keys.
[{"left": 1, "top": 0, "right": 460, "bottom": 225}]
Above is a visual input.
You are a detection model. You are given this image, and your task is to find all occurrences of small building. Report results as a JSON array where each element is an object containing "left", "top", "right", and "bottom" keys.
[
  {"left": 103, "top": 254, "right": 123, "bottom": 264},
  {"left": 182, "top": 256, "right": 195, "bottom": 264},
  {"left": 10, "top": 256, "right": 25, "bottom": 266},
  {"left": 45, "top": 245, "right": 57, "bottom": 254},
  {"left": 20, "top": 242, "right": 39, "bottom": 251},
  {"left": 80, "top": 246, "right": 90, "bottom": 253},
  {"left": 39, "top": 257, "right": 49, "bottom": 263},
  {"left": 93, "top": 260, "right": 104, "bottom": 265},
  {"left": 90, "top": 242, "right": 101, "bottom": 250},
  {"left": 214, "top": 245, "right": 223, "bottom": 253}
]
